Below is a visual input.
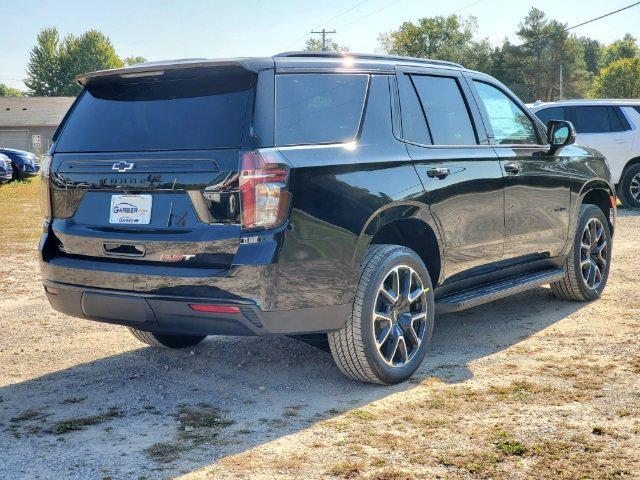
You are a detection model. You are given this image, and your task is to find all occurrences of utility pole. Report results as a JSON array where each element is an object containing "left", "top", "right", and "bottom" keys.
[
  {"left": 559, "top": 64, "right": 564, "bottom": 100},
  {"left": 310, "top": 29, "right": 336, "bottom": 51}
]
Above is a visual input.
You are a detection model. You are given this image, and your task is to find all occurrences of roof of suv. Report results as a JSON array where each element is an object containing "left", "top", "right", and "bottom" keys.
[
  {"left": 76, "top": 51, "right": 467, "bottom": 85},
  {"left": 531, "top": 99, "right": 640, "bottom": 110}
]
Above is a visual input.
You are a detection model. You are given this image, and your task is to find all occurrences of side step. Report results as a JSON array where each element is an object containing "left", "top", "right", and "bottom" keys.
[{"left": 435, "top": 267, "right": 566, "bottom": 313}]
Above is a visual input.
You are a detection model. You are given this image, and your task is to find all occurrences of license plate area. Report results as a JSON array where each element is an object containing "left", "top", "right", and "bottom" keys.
[{"left": 109, "top": 194, "right": 152, "bottom": 225}]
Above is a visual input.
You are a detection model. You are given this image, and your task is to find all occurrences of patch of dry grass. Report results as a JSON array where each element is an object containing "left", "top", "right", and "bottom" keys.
[{"left": 0, "top": 177, "right": 42, "bottom": 250}]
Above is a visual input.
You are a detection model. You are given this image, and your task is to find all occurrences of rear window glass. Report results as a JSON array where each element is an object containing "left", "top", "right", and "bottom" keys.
[
  {"left": 568, "top": 106, "right": 612, "bottom": 134},
  {"left": 535, "top": 106, "right": 565, "bottom": 124},
  {"left": 275, "top": 74, "right": 368, "bottom": 146},
  {"left": 56, "top": 72, "right": 254, "bottom": 152},
  {"left": 411, "top": 75, "right": 477, "bottom": 145}
]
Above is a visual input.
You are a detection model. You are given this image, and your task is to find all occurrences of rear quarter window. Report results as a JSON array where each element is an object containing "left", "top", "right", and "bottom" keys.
[{"left": 275, "top": 74, "right": 368, "bottom": 146}]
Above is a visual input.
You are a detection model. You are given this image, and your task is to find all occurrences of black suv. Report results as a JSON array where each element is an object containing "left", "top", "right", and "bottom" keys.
[{"left": 39, "top": 52, "right": 615, "bottom": 384}]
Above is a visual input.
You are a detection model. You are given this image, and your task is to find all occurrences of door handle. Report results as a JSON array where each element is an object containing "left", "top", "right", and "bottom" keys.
[
  {"left": 427, "top": 167, "right": 450, "bottom": 179},
  {"left": 614, "top": 139, "right": 626, "bottom": 144},
  {"left": 504, "top": 162, "right": 521, "bottom": 175}
]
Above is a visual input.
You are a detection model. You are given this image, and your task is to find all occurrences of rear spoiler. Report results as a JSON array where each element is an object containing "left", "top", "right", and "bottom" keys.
[{"left": 76, "top": 57, "right": 274, "bottom": 87}]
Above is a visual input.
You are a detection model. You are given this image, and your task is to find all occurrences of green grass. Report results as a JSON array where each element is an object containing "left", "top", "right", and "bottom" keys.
[{"left": 0, "top": 177, "right": 42, "bottom": 251}]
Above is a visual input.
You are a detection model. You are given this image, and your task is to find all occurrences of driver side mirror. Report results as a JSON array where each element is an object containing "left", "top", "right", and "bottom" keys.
[{"left": 547, "top": 120, "right": 576, "bottom": 154}]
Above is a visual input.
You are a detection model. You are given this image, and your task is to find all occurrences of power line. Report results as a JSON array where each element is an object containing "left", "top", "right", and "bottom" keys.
[
  {"left": 318, "top": 0, "right": 371, "bottom": 27},
  {"left": 515, "top": 1, "right": 640, "bottom": 48},
  {"left": 452, "top": 0, "right": 488, "bottom": 14},
  {"left": 336, "top": 0, "right": 405, "bottom": 29},
  {"left": 565, "top": 1, "right": 640, "bottom": 32},
  {"left": 283, "top": 0, "right": 371, "bottom": 51}
]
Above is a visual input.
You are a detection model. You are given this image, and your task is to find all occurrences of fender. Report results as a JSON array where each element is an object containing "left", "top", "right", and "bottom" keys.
[{"left": 353, "top": 200, "right": 445, "bottom": 284}]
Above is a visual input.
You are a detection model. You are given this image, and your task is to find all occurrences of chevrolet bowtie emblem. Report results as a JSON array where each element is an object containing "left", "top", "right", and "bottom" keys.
[{"left": 112, "top": 161, "right": 135, "bottom": 173}]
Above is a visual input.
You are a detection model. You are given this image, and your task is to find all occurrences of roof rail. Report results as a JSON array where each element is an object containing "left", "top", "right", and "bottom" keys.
[{"left": 274, "top": 51, "right": 464, "bottom": 69}]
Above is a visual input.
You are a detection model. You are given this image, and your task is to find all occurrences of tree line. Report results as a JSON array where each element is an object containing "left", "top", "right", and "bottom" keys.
[
  {"left": 316, "top": 7, "right": 640, "bottom": 101},
  {"left": 1, "top": 7, "right": 638, "bottom": 100},
  {"left": 1, "top": 27, "right": 146, "bottom": 97}
]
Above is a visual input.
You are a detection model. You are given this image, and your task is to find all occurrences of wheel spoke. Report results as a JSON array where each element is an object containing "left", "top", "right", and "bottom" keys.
[
  {"left": 587, "top": 259, "right": 597, "bottom": 287},
  {"left": 408, "top": 287, "right": 423, "bottom": 303},
  {"left": 379, "top": 287, "right": 398, "bottom": 305},
  {"left": 396, "top": 335, "right": 409, "bottom": 364},
  {"left": 376, "top": 324, "right": 392, "bottom": 347},
  {"left": 399, "top": 316, "right": 421, "bottom": 348},
  {"left": 386, "top": 329, "right": 400, "bottom": 362}
]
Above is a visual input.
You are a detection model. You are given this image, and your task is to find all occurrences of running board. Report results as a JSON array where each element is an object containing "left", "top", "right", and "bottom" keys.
[{"left": 435, "top": 267, "right": 566, "bottom": 313}]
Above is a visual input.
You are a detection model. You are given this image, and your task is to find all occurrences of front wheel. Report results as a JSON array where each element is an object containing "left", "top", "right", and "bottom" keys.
[
  {"left": 551, "top": 204, "right": 612, "bottom": 301},
  {"left": 618, "top": 163, "right": 640, "bottom": 208},
  {"left": 328, "top": 245, "right": 434, "bottom": 384}
]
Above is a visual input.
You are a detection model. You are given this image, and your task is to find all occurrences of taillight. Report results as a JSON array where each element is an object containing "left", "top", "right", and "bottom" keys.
[
  {"left": 39, "top": 154, "right": 52, "bottom": 221},
  {"left": 239, "top": 150, "right": 291, "bottom": 230}
]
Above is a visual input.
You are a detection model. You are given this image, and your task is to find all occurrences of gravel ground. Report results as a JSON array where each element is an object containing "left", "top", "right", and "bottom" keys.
[{"left": 0, "top": 210, "right": 638, "bottom": 480}]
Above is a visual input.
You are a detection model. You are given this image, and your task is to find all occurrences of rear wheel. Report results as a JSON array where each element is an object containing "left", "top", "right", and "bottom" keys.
[
  {"left": 618, "top": 163, "right": 640, "bottom": 208},
  {"left": 551, "top": 204, "right": 611, "bottom": 301},
  {"left": 128, "top": 327, "right": 206, "bottom": 349},
  {"left": 328, "top": 245, "right": 434, "bottom": 384}
]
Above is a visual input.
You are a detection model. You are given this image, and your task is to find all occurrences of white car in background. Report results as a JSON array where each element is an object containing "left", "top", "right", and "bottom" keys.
[{"left": 530, "top": 100, "right": 640, "bottom": 207}]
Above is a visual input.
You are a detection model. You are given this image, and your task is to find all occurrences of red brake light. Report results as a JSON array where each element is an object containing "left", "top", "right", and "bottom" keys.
[
  {"left": 239, "top": 150, "right": 291, "bottom": 230},
  {"left": 189, "top": 304, "right": 240, "bottom": 314}
]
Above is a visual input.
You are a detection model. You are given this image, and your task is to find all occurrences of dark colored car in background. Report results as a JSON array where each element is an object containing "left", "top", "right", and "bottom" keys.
[
  {"left": 0, "top": 147, "right": 40, "bottom": 180},
  {"left": 0, "top": 153, "right": 13, "bottom": 183},
  {"left": 39, "top": 52, "right": 615, "bottom": 384}
]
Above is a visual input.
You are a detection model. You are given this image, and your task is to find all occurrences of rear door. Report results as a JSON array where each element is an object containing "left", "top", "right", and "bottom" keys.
[
  {"left": 49, "top": 64, "right": 266, "bottom": 272},
  {"left": 396, "top": 66, "right": 504, "bottom": 281},
  {"left": 565, "top": 105, "right": 634, "bottom": 183},
  {"left": 468, "top": 77, "right": 570, "bottom": 261}
]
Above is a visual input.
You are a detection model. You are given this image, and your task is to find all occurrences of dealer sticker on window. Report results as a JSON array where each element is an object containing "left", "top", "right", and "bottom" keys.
[{"left": 109, "top": 194, "right": 152, "bottom": 224}]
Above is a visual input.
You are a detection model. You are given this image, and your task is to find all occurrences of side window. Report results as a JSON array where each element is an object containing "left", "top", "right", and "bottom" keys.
[
  {"left": 397, "top": 74, "right": 431, "bottom": 144},
  {"left": 535, "top": 106, "right": 565, "bottom": 124},
  {"left": 410, "top": 75, "right": 477, "bottom": 145},
  {"left": 568, "top": 106, "right": 611, "bottom": 134},
  {"left": 608, "top": 107, "right": 629, "bottom": 132},
  {"left": 473, "top": 81, "right": 538, "bottom": 145},
  {"left": 275, "top": 74, "right": 368, "bottom": 146}
]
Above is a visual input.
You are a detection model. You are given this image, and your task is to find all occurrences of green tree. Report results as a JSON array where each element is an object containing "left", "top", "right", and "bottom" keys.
[
  {"left": 304, "top": 37, "right": 349, "bottom": 52},
  {"left": 24, "top": 27, "right": 63, "bottom": 96},
  {"left": 377, "top": 14, "right": 493, "bottom": 71},
  {"left": 0, "top": 84, "right": 24, "bottom": 96},
  {"left": 124, "top": 56, "right": 147, "bottom": 66},
  {"left": 593, "top": 58, "right": 640, "bottom": 98},
  {"left": 602, "top": 34, "right": 639, "bottom": 67},
  {"left": 579, "top": 37, "right": 603, "bottom": 75},
  {"left": 57, "top": 30, "right": 124, "bottom": 96},
  {"left": 24, "top": 28, "right": 140, "bottom": 96},
  {"left": 494, "top": 8, "right": 590, "bottom": 101}
]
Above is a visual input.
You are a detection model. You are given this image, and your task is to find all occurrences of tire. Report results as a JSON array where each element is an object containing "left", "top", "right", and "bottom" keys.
[
  {"left": 551, "top": 204, "right": 612, "bottom": 301},
  {"left": 328, "top": 245, "right": 435, "bottom": 384},
  {"left": 128, "top": 327, "right": 206, "bottom": 349},
  {"left": 618, "top": 163, "right": 640, "bottom": 208},
  {"left": 11, "top": 164, "right": 19, "bottom": 181}
]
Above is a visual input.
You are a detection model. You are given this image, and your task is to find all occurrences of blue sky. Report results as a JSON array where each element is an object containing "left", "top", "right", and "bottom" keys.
[{"left": 1, "top": 0, "right": 638, "bottom": 90}]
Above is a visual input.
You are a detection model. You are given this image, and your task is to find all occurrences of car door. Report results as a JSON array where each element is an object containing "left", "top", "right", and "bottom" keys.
[
  {"left": 467, "top": 76, "right": 570, "bottom": 262},
  {"left": 395, "top": 67, "right": 504, "bottom": 282},
  {"left": 566, "top": 105, "right": 634, "bottom": 184}
]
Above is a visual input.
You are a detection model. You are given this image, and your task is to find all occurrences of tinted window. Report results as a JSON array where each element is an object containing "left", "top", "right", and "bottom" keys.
[
  {"left": 535, "top": 106, "right": 565, "bottom": 124},
  {"left": 568, "top": 106, "right": 614, "bottom": 134},
  {"left": 398, "top": 75, "right": 431, "bottom": 144},
  {"left": 608, "top": 107, "right": 628, "bottom": 132},
  {"left": 474, "top": 81, "right": 538, "bottom": 145},
  {"left": 411, "top": 75, "right": 476, "bottom": 145},
  {"left": 57, "top": 73, "right": 254, "bottom": 152},
  {"left": 275, "top": 74, "right": 367, "bottom": 146}
]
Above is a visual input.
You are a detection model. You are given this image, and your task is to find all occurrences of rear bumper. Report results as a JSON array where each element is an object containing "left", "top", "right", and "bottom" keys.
[{"left": 43, "top": 280, "right": 351, "bottom": 336}]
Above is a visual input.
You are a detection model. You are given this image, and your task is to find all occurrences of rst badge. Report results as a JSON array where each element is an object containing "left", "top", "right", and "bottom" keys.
[{"left": 109, "top": 194, "right": 152, "bottom": 224}]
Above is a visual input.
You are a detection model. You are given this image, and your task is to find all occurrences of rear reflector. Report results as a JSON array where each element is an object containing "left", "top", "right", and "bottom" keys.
[{"left": 189, "top": 304, "right": 240, "bottom": 314}]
